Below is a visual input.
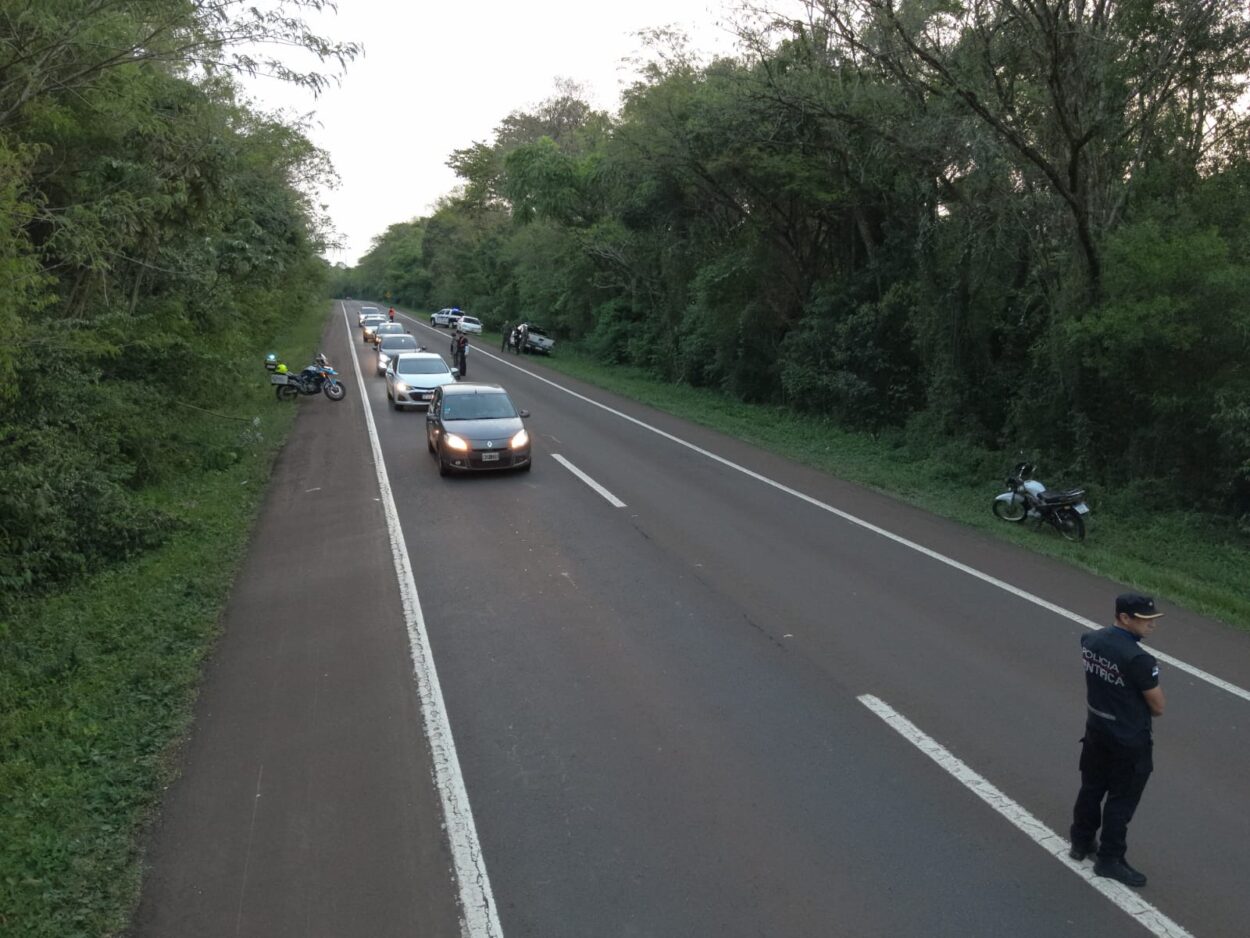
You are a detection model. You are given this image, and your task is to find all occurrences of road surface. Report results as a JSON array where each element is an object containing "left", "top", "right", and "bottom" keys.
[{"left": 133, "top": 302, "right": 1250, "bottom": 937}]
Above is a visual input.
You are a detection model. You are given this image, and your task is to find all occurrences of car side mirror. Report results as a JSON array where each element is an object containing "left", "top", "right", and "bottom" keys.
[{"left": 519, "top": 409, "right": 530, "bottom": 419}]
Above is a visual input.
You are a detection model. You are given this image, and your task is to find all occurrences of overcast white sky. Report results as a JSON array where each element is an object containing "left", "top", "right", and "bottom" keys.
[{"left": 241, "top": 0, "right": 744, "bottom": 265}]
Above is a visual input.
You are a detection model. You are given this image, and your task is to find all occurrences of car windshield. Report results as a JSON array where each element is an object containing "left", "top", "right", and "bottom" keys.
[
  {"left": 361, "top": 307, "right": 378, "bottom": 314},
  {"left": 527, "top": 326, "right": 548, "bottom": 337},
  {"left": 441, "top": 394, "right": 517, "bottom": 421},
  {"left": 380, "top": 336, "right": 419, "bottom": 352},
  {"left": 363, "top": 316, "right": 385, "bottom": 325},
  {"left": 378, "top": 323, "right": 403, "bottom": 333},
  {"left": 461, "top": 317, "right": 480, "bottom": 325},
  {"left": 397, "top": 357, "right": 450, "bottom": 375}
]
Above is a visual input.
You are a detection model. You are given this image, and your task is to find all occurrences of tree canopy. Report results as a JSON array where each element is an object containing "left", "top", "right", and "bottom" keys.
[{"left": 0, "top": 0, "right": 357, "bottom": 604}]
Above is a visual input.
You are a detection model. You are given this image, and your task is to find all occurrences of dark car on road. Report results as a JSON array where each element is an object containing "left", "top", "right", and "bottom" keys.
[
  {"left": 376, "top": 334, "right": 422, "bottom": 374},
  {"left": 426, "top": 384, "right": 531, "bottom": 475},
  {"left": 371, "top": 321, "right": 407, "bottom": 347}
]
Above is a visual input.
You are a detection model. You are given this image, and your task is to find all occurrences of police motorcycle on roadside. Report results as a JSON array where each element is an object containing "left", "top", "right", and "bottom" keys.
[
  {"left": 992, "top": 462, "right": 1090, "bottom": 541},
  {"left": 265, "top": 352, "right": 346, "bottom": 402}
]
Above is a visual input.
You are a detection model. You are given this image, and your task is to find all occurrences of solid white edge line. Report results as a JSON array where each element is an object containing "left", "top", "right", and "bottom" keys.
[
  {"left": 551, "top": 454, "right": 626, "bottom": 508},
  {"left": 398, "top": 317, "right": 1250, "bottom": 707},
  {"left": 341, "top": 304, "right": 503, "bottom": 938},
  {"left": 857, "top": 694, "right": 1193, "bottom": 938}
]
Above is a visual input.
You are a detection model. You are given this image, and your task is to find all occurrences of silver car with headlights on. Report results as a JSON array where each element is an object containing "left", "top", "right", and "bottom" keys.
[{"left": 385, "top": 352, "right": 457, "bottom": 409}]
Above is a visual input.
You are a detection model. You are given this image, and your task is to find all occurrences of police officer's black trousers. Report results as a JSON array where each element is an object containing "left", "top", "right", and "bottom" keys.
[{"left": 1070, "top": 731, "right": 1153, "bottom": 859}]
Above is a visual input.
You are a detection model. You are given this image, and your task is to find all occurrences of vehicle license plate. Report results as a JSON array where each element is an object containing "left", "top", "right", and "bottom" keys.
[
  {"left": 420, "top": 392, "right": 432, "bottom": 399},
  {"left": 269, "top": 374, "right": 288, "bottom": 385},
  {"left": 1074, "top": 502, "right": 1090, "bottom": 514},
  {"left": 481, "top": 451, "right": 500, "bottom": 462}
]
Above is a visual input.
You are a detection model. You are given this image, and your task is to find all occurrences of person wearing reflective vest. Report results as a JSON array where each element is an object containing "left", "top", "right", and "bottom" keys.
[{"left": 1069, "top": 593, "right": 1165, "bottom": 888}]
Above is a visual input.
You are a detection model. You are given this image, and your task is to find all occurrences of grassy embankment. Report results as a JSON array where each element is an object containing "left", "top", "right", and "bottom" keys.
[
  {"left": 0, "top": 304, "right": 331, "bottom": 938},
  {"left": 486, "top": 330, "right": 1250, "bottom": 632}
]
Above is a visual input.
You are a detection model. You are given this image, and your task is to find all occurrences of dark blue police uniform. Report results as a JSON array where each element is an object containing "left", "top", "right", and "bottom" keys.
[{"left": 1070, "top": 624, "right": 1159, "bottom": 861}]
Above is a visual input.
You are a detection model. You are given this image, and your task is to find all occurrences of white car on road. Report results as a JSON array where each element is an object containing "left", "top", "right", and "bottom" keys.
[
  {"left": 385, "top": 352, "right": 458, "bottom": 409},
  {"left": 357, "top": 305, "right": 380, "bottom": 326},
  {"left": 454, "top": 315, "right": 482, "bottom": 335}
]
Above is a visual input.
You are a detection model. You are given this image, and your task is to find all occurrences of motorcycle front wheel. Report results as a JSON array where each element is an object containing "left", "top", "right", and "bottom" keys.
[
  {"left": 323, "top": 381, "right": 346, "bottom": 401},
  {"left": 992, "top": 498, "right": 1027, "bottom": 522},
  {"left": 276, "top": 384, "right": 299, "bottom": 402},
  {"left": 1054, "top": 509, "right": 1085, "bottom": 542}
]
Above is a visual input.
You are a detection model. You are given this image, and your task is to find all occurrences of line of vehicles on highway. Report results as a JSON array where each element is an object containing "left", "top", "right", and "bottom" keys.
[
  {"left": 356, "top": 305, "right": 532, "bottom": 475},
  {"left": 275, "top": 305, "right": 1090, "bottom": 524}
]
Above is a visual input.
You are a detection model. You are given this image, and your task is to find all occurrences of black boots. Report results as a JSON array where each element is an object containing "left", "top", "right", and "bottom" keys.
[
  {"left": 1068, "top": 841, "right": 1097, "bottom": 861},
  {"left": 1093, "top": 857, "right": 1148, "bottom": 887}
]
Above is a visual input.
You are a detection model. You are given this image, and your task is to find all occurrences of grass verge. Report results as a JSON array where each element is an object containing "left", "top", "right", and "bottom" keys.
[
  {"left": 489, "top": 332, "right": 1250, "bottom": 632},
  {"left": 0, "top": 305, "right": 330, "bottom": 938}
]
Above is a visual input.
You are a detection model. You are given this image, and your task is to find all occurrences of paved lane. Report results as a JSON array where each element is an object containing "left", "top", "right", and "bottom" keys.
[
  {"left": 356, "top": 304, "right": 1250, "bottom": 936},
  {"left": 134, "top": 311, "right": 462, "bottom": 938}
]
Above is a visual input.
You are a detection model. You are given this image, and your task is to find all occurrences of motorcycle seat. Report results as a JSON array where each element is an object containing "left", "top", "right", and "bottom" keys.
[{"left": 1039, "top": 488, "right": 1084, "bottom": 503}]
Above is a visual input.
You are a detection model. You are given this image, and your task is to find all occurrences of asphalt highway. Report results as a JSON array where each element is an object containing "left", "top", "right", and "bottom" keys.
[{"left": 135, "top": 302, "right": 1250, "bottom": 937}]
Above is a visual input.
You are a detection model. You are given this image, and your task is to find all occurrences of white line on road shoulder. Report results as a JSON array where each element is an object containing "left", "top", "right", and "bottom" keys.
[
  {"left": 857, "top": 694, "right": 1192, "bottom": 938},
  {"left": 340, "top": 305, "right": 503, "bottom": 938},
  {"left": 552, "top": 454, "right": 626, "bottom": 508},
  {"left": 440, "top": 334, "right": 1250, "bottom": 706}
]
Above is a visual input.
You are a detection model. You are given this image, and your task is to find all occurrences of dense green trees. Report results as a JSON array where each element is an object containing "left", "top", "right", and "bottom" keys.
[
  {"left": 342, "top": 2, "right": 1250, "bottom": 514},
  {"left": 0, "top": 0, "right": 356, "bottom": 603}
]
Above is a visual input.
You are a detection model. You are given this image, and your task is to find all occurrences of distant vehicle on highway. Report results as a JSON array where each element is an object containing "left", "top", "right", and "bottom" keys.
[
  {"left": 371, "top": 321, "right": 408, "bottom": 347},
  {"left": 361, "top": 313, "right": 387, "bottom": 342},
  {"left": 357, "top": 305, "right": 380, "bottom": 326},
  {"left": 454, "top": 315, "right": 482, "bottom": 335},
  {"left": 375, "top": 334, "right": 422, "bottom": 374},
  {"left": 429, "top": 308, "right": 463, "bottom": 328},
  {"left": 385, "top": 352, "right": 457, "bottom": 409},
  {"left": 426, "top": 383, "right": 531, "bottom": 476}
]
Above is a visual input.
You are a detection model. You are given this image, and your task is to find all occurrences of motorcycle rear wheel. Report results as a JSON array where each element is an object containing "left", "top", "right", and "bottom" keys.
[
  {"left": 276, "top": 384, "right": 299, "bottom": 402},
  {"left": 1055, "top": 509, "right": 1085, "bottom": 542},
  {"left": 992, "top": 499, "right": 1027, "bottom": 522}
]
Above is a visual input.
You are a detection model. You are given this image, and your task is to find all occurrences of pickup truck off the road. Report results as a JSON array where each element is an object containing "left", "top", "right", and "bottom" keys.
[{"left": 520, "top": 324, "right": 554, "bottom": 355}]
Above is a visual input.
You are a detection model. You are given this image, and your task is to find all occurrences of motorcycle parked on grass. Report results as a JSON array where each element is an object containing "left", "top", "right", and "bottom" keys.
[
  {"left": 992, "top": 462, "right": 1090, "bottom": 542},
  {"left": 266, "top": 353, "right": 346, "bottom": 402}
]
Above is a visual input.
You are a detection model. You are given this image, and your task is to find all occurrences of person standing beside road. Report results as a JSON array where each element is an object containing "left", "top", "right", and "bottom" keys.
[
  {"left": 1069, "top": 593, "right": 1165, "bottom": 887},
  {"left": 455, "top": 332, "right": 468, "bottom": 378},
  {"left": 501, "top": 321, "right": 511, "bottom": 352}
]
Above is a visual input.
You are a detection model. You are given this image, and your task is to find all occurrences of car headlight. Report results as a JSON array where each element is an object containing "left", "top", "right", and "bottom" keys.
[
  {"left": 395, "top": 381, "right": 409, "bottom": 392},
  {"left": 510, "top": 428, "right": 529, "bottom": 448},
  {"left": 444, "top": 433, "right": 469, "bottom": 452}
]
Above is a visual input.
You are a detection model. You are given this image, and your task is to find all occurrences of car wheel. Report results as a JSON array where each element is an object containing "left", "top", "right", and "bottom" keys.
[
  {"left": 427, "top": 433, "right": 436, "bottom": 453},
  {"left": 438, "top": 446, "right": 451, "bottom": 477}
]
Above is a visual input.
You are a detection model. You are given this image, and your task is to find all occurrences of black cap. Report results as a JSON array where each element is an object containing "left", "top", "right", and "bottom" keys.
[{"left": 1116, "top": 593, "right": 1164, "bottom": 619}]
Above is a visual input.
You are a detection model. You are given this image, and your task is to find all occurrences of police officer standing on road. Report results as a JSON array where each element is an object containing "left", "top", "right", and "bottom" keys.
[
  {"left": 501, "top": 321, "right": 511, "bottom": 352},
  {"left": 454, "top": 332, "right": 468, "bottom": 378},
  {"left": 1069, "top": 593, "right": 1166, "bottom": 887}
]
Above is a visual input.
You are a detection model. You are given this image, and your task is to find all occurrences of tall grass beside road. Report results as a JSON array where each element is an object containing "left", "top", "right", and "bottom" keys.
[
  {"left": 0, "top": 305, "right": 330, "bottom": 938},
  {"left": 488, "top": 332, "right": 1250, "bottom": 632}
]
